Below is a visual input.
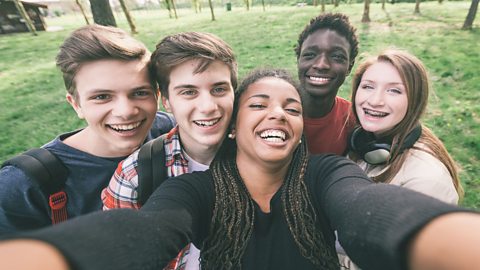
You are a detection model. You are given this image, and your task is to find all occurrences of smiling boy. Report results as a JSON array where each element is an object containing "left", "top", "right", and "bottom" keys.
[
  {"left": 0, "top": 25, "right": 174, "bottom": 234},
  {"left": 101, "top": 32, "right": 237, "bottom": 270},
  {"left": 295, "top": 13, "right": 359, "bottom": 155}
]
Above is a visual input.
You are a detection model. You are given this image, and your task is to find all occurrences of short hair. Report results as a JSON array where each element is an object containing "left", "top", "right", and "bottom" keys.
[
  {"left": 295, "top": 13, "right": 359, "bottom": 72},
  {"left": 150, "top": 32, "right": 238, "bottom": 98},
  {"left": 56, "top": 24, "right": 152, "bottom": 99}
]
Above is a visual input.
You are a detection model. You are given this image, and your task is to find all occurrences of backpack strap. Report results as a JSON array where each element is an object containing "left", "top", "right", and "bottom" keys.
[
  {"left": 1, "top": 148, "right": 69, "bottom": 224},
  {"left": 137, "top": 134, "right": 167, "bottom": 205}
]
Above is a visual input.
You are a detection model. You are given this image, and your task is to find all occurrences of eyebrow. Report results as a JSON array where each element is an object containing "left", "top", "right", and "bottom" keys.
[
  {"left": 172, "top": 81, "right": 231, "bottom": 91},
  {"left": 247, "top": 94, "right": 301, "bottom": 104}
]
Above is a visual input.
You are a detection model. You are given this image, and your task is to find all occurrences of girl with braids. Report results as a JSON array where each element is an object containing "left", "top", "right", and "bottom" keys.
[
  {"left": 339, "top": 49, "right": 464, "bottom": 270},
  {"left": 0, "top": 68, "right": 479, "bottom": 270}
]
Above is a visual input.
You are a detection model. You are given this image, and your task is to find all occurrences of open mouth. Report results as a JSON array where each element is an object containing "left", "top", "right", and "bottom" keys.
[
  {"left": 108, "top": 121, "right": 143, "bottom": 132},
  {"left": 308, "top": 75, "right": 331, "bottom": 83},
  {"left": 194, "top": 118, "right": 220, "bottom": 127},
  {"left": 364, "top": 108, "right": 389, "bottom": 118},
  {"left": 259, "top": 129, "right": 287, "bottom": 142}
]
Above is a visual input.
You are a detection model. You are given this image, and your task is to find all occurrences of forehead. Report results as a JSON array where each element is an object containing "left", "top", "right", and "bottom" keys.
[
  {"left": 362, "top": 61, "right": 403, "bottom": 82},
  {"left": 301, "top": 29, "right": 350, "bottom": 53},
  {"left": 242, "top": 77, "right": 300, "bottom": 101},
  {"left": 168, "top": 59, "right": 231, "bottom": 87}
]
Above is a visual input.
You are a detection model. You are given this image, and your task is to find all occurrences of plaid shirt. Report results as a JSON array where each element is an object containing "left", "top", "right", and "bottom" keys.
[
  {"left": 102, "top": 126, "right": 188, "bottom": 210},
  {"left": 101, "top": 126, "right": 195, "bottom": 270}
]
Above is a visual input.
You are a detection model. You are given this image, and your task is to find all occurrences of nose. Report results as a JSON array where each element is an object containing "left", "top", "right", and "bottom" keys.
[
  {"left": 268, "top": 105, "right": 287, "bottom": 121},
  {"left": 111, "top": 97, "right": 139, "bottom": 118},
  {"left": 313, "top": 54, "right": 330, "bottom": 70},
  {"left": 197, "top": 93, "right": 218, "bottom": 114},
  {"left": 367, "top": 89, "right": 385, "bottom": 107}
]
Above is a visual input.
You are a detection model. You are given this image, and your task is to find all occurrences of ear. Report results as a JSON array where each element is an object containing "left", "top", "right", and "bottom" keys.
[
  {"left": 66, "top": 93, "right": 84, "bottom": 119},
  {"left": 162, "top": 95, "right": 172, "bottom": 113}
]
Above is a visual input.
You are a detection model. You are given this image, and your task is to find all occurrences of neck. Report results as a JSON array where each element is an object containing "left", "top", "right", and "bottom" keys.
[
  {"left": 236, "top": 155, "right": 290, "bottom": 213},
  {"left": 302, "top": 94, "right": 336, "bottom": 118}
]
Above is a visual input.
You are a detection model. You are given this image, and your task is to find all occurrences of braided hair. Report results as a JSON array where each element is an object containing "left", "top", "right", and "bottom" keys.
[{"left": 200, "top": 69, "right": 339, "bottom": 269}]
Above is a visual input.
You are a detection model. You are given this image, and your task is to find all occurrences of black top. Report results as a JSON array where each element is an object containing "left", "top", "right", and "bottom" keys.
[{"left": 9, "top": 155, "right": 461, "bottom": 270}]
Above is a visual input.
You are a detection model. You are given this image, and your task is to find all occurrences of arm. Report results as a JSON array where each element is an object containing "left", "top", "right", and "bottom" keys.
[
  {"left": 0, "top": 166, "right": 51, "bottom": 234},
  {"left": 102, "top": 152, "right": 142, "bottom": 210},
  {"left": 307, "top": 155, "right": 470, "bottom": 270},
  {"left": 0, "top": 171, "right": 213, "bottom": 270}
]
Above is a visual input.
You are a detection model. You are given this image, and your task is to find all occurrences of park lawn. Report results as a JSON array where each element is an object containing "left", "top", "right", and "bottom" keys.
[{"left": 0, "top": 1, "right": 478, "bottom": 208}]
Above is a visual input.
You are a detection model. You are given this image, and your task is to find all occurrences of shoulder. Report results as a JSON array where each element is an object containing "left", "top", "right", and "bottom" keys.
[
  {"left": 335, "top": 96, "right": 351, "bottom": 108},
  {"left": 148, "top": 112, "right": 176, "bottom": 140}
]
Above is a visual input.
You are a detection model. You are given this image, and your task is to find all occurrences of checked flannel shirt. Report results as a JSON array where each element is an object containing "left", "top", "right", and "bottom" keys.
[{"left": 101, "top": 126, "right": 194, "bottom": 270}]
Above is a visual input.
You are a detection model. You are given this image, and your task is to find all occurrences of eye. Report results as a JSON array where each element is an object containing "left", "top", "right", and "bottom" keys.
[
  {"left": 179, "top": 89, "right": 197, "bottom": 96},
  {"left": 301, "top": 51, "right": 316, "bottom": 60},
  {"left": 332, "top": 53, "right": 347, "bottom": 63},
  {"left": 387, "top": 88, "right": 403, "bottom": 94},
  {"left": 360, "top": 83, "right": 374, "bottom": 90},
  {"left": 212, "top": 86, "right": 228, "bottom": 95},
  {"left": 249, "top": 103, "right": 265, "bottom": 109},
  {"left": 91, "top": 94, "right": 110, "bottom": 100},
  {"left": 133, "top": 89, "right": 152, "bottom": 97},
  {"left": 285, "top": 107, "right": 302, "bottom": 115}
]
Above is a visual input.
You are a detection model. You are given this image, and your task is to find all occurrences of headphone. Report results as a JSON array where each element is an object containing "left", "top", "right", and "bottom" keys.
[{"left": 348, "top": 125, "right": 422, "bottom": 165}]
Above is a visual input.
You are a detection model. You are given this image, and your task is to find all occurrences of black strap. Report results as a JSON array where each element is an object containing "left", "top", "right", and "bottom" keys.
[
  {"left": 137, "top": 134, "right": 167, "bottom": 205},
  {"left": 1, "top": 148, "right": 68, "bottom": 194}
]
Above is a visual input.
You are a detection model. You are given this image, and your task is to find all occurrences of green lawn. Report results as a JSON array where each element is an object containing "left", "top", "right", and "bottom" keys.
[{"left": 0, "top": 1, "right": 479, "bottom": 208}]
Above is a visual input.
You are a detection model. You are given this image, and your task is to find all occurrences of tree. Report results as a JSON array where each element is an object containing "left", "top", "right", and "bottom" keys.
[
  {"left": 321, "top": 0, "right": 325, "bottom": 12},
  {"left": 13, "top": 0, "right": 37, "bottom": 35},
  {"left": 118, "top": 0, "right": 138, "bottom": 33},
  {"left": 261, "top": 0, "right": 265, "bottom": 11},
  {"left": 75, "top": 0, "right": 90, "bottom": 25},
  {"left": 244, "top": 0, "right": 250, "bottom": 11},
  {"left": 362, "top": 0, "right": 371, "bottom": 22},
  {"left": 207, "top": 0, "right": 215, "bottom": 20},
  {"left": 381, "top": 0, "right": 385, "bottom": 10},
  {"left": 462, "top": 0, "right": 479, "bottom": 30},
  {"left": 414, "top": 0, "right": 421, "bottom": 14},
  {"left": 171, "top": 0, "right": 178, "bottom": 19},
  {"left": 89, "top": 0, "right": 116, "bottom": 26}
]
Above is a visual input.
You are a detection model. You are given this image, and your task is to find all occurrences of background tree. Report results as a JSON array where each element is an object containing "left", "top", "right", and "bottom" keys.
[
  {"left": 382, "top": 0, "right": 385, "bottom": 10},
  {"left": 245, "top": 0, "right": 250, "bottom": 11},
  {"left": 171, "top": 0, "right": 178, "bottom": 19},
  {"left": 13, "top": 0, "right": 36, "bottom": 35},
  {"left": 414, "top": 0, "right": 421, "bottom": 14},
  {"left": 261, "top": 0, "right": 265, "bottom": 11},
  {"left": 75, "top": 0, "right": 90, "bottom": 25},
  {"left": 208, "top": 0, "right": 215, "bottom": 20},
  {"left": 362, "top": 0, "right": 371, "bottom": 22},
  {"left": 118, "top": 0, "right": 138, "bottom": 33},
  {"left": 462, "top": 0, "right": 479, "bottom": 30},
  {"left": 89, "top": 0, "right": 116, "bottom": 26},
  {"left": 321, "top": 0, "right": 325, "bottom": 12}
]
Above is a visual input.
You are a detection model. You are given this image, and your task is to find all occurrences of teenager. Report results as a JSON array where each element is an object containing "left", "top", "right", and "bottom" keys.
[
  {"left": 0, "top": 25, "right": 174, "bottom": 235},
  {"left": 101, "top": 32, "right": 237, "bottom": 270},
  {"left": 0, "top": 69, "right": 478, "bottom": 270},
  {"left": 339, "top": 49, "right": 464, "bottom": 270},
  {"left": 295, "top": 13, "right": 358, "bottom": 155}
]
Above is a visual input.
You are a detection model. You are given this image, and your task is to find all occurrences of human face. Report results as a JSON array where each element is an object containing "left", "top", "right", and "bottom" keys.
[
  {"left": 66, "top": 59, "right": 158, "bottom": 157},
  {"left": 355, "top": 61, "right": 408, "bottom": 137},
  {"left": 235, "top": 77, "right": 303, "bottom": 167},
  {"left": 163, "top": 60, "right": 234, "bottom": 157},
  {"left": 297, "top": 29, "right": 351, "bottom": 99}
]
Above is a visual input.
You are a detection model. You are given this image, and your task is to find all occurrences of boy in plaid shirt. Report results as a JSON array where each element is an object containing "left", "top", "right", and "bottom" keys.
[{"left": 101, "top": 32, "right": 238, "bottom": 270}]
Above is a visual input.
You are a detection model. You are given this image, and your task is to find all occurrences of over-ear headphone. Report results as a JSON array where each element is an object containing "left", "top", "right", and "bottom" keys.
[{"left": 349, "top": 125, "right": 422, "bottom": 165}]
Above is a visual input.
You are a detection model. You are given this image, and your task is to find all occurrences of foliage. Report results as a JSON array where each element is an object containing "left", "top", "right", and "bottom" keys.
[{"left": 0, "top": 2, "right": 478, "bottom": 208}]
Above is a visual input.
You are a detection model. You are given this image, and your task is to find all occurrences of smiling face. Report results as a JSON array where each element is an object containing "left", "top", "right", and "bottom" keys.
[
  {"left": 66, "top": 58, "right": 158, "bottom": 157},
  {"left": 355, "top": 61, "right": 409, "bottom": 137},
  {"left": 297, "top": 29, "right": 351, "bottom": 100},
  {"left": 163, "top": 60, "right": 234, "bottom": 158},
  {"left": 235, "top": 77, "right": 303, "bottom": 167}
]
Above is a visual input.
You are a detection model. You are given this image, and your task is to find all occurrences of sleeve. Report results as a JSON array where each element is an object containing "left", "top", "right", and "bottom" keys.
[
  {"left": 146, "top": 111, "right": 176, "bottom": 141},
  {"left": 3, "top": 171, "right": 213, "bottom": 270},
  {"left": 101, "top": 152, "right": 142, "bottom": 210},
  {"left": 395, "top": 150, "right": 459, "bottom": 204},
  {"left": 306, "top": 154, "right": 465, "bottom": 270},
  {"left": 0, "top": 166, "right": 51, "bottom": 235}
]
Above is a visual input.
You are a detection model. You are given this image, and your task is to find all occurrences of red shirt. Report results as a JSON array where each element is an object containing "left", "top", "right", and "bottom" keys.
[{"left": 304, "top": 96, "right": 356, "bottom": 155}]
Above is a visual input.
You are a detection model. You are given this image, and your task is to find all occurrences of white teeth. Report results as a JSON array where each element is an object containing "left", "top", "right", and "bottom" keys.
[
  {"left": 364, "top": 109, "right": 388, "bottom": 117},
  {"left": 110, "top": 121, "right": 141, "bottom": 131},
  {"left": 194, "top": 119, "right": 220, "bottom": 127},
  {"left": 260, "top": 129, "right": 286, "bottom": 142},
  {"left": 309, "top": 76, "right": 330, "bottom": 82}
]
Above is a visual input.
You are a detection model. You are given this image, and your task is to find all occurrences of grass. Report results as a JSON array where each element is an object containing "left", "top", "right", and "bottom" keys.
[{"left": 0, "top": 1, "right": 479, "bottom": 208}]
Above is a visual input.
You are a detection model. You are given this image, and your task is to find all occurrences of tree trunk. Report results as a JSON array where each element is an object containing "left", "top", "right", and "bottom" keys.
[
  {"left": 89, "top": 0, "right": 116, "bottom": 26},
  {"left": 382, "top": 0, "right": 385, "bottom": 9},
  {"left": 362, "top": 0, "right": 371, "bottom": 22},
  {"left": 321, "top": 0, "right": 325, "bottom": 12},
  {"left": 13, "top": 0, "right": 37, "bottom": 35},
  {"left": 75, "top": 0, "right": 90, "bottom": 25},
  {"left": 313, "top": 0, "right": 317, "bottom": 7},
  {"left": 414, "top": 0, "right": 421, "bottom": 14},
  {"left": 334, "top": 0, "right": 339, "bottom": 7},
  {"left": 261, "top": 0, "right": 265, "bottom": 11},
  {"left": 162, "top": 0, "right": 173, "bottom": 19},
  {"left": 462, "top": 0, "right": 479, "bottom": 30},
  {"left": 245, "top": 0, "right": 250, "bottom": 11},
  {"left": 171, "top": 0, "right": 178, "bottom": 19},
  {"left": 118, "top": 0, "right": 137, "bottom": 33},
  {"left": 208, "top": 0, "right": 215, "bottom": 20}
]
